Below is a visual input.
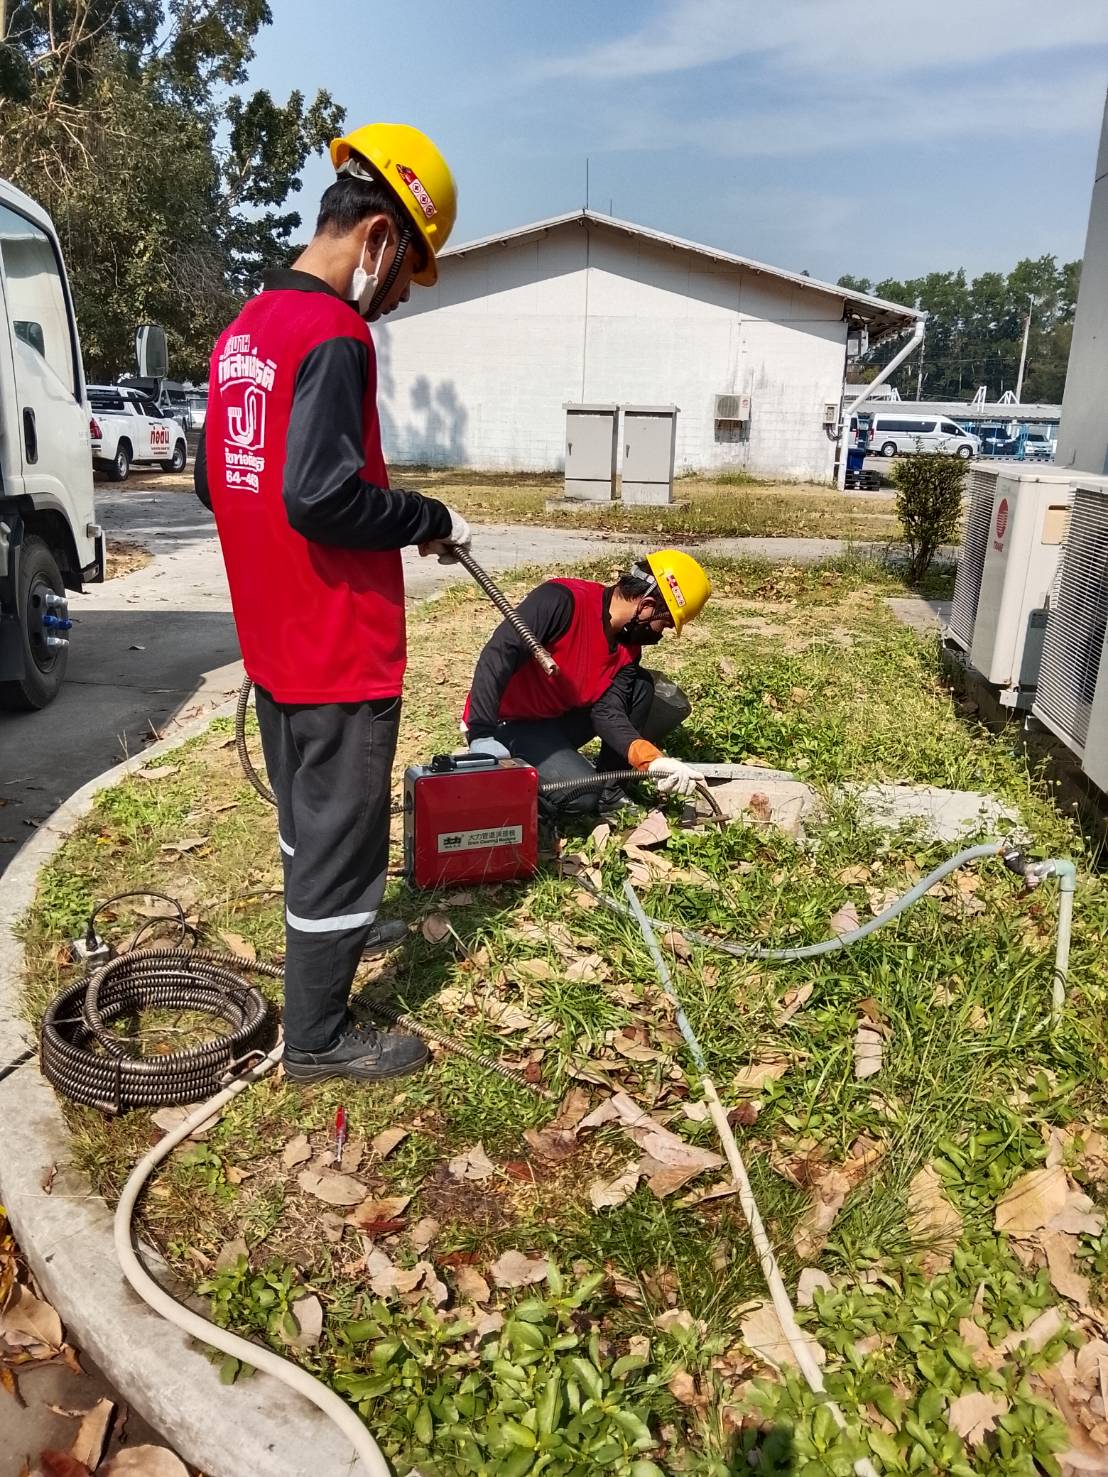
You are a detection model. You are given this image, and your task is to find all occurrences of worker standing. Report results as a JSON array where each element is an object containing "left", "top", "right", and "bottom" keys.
[
  {"left": 463, "top": 552, "right": 711, "bottom": 815},
  {"left": 201, "top": 124, "right": 467, "bottom": 1084}
]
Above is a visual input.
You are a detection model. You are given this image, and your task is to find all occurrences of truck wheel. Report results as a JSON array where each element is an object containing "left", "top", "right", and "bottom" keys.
[
  {"left": 880, "top": 441, "right": 898, "bottom": 458},
  {"left": 0, "top": 536, "right": 70, "bottom": 711},
  {"left": 957, "top": 445, "right": 973, "bottom": 459},
  {"left": 162, "top": 441, "right": 187, "bottom": 473},
  {"left": 109, "top": 442, "right": 131, "bottom": 482}
]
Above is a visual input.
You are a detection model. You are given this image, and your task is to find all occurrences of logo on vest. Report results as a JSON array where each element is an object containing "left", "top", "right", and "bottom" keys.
[{"left": 217, "top": 334, "right": 275, "bottom": 491}]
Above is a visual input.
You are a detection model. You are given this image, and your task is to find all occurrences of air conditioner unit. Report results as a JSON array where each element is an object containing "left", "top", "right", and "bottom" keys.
[
  {"left": 714, "top": 394, "right": 750, "bottom": 422},
  {"left": 1032, "top": 479, "right": 1108, "bottom": 791},
  {"left": 946, "top": 464, "right": 1075, "bottom": 704}
]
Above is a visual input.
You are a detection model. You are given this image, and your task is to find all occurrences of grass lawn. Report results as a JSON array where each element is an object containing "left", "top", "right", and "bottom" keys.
[
  {"left": 18, "top": 556, "right": 1108, "bottom": 1476},
  {"left": 361, "top": 467, "right": 898, "bottom": 544}
]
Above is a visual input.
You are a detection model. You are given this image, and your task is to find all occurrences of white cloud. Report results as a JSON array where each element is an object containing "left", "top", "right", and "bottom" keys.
[{"left": 537, "top": 0, "right": 1108, "bottom": 82}]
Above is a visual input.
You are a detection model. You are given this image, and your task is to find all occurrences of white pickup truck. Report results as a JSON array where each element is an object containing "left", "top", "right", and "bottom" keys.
[
  {"left": 1, "top": 177, "right": 105, "bottom": 710},
  {"left": 88, "top": 384, "right": 188, "bottom": 481}
]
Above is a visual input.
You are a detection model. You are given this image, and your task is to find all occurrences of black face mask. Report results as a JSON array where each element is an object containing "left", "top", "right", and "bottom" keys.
[{"left": 616, "top": 600, "right": 668, "bottom": 647}]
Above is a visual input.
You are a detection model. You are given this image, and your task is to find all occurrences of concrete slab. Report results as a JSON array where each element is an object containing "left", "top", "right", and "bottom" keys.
[{"left": 845, "top": 783, "right": 1020, "bottom": 844}]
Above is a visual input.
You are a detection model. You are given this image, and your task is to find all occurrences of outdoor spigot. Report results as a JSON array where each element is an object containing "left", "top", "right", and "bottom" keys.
[{"left": 1002, "top": 848, "right": 1058, "bottom": 892}]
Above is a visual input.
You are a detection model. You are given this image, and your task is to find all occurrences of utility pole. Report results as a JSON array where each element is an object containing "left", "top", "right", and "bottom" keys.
[
  {"left": 915, "top": 338, "right": 925, "bottom": 400},
  {"left": 1014, "top": 295, "right": 1035, "bottom": 403}
]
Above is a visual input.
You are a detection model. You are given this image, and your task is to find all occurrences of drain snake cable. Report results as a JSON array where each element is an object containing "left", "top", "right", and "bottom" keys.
[{"left": 50, "top": 840, "right": 1074, "bottom": 1474}]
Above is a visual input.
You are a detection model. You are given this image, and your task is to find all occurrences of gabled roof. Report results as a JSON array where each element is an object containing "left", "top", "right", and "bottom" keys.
[{"left": 442, "top": 209, "right": 923, "bottom": 339}]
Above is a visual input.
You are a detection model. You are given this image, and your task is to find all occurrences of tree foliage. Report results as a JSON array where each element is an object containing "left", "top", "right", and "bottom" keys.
[
  {"left": 891, "top": 452, "right": 965, "bottom": 585},
  {"left": 0, "top": 0, "right": 344, "bottom": 379},
  {"left": 840, "top": 257, "right": 1080, "bottom": 404}
]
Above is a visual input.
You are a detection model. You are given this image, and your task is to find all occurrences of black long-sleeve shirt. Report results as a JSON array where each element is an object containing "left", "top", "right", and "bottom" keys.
[
  {"left": 466, "top": 582, "right": 644, "bottom": 758},
  {"left": 194, "top": 269, "right": 451, "bottom": 552}
]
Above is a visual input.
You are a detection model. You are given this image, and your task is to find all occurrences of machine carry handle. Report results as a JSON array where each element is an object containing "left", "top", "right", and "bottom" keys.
[{"left": 430, "top": 752, "right": 502, "bottom": 773}]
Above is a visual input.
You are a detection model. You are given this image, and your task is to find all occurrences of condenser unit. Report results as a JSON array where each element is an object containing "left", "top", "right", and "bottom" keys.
[
  {"left": 1032, "top": 479, "right": 1108, "bottom": 791},
  {"left": 714, "top": 393, "right": 750, "bottom": 422},
  {"left": 945, "top": 464, "right": 1076, "bottom": 704}
]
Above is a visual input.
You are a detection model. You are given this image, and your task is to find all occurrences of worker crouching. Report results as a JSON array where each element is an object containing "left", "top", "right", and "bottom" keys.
[{"left": 463, "top": 551, "right": 711, "bottom": 816}]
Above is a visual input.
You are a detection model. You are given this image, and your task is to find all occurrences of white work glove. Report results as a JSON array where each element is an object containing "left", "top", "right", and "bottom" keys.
[
  {"left": 420, "top": 506, "right": 472, "bottom": 565},
  {"left": 469, "top": 736, "right": 510, "bottom": 761},
  {"left": 648, "top": 755, "right": 699, "bottom": 797}
]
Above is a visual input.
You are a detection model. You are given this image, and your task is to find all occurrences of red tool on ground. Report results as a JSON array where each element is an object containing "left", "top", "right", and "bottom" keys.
[{"left": 403, "top": 752, "right": 539, "bottom": 888}]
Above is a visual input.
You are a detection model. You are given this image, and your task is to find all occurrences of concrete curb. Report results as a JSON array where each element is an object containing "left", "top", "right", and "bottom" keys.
[{"left": 0, "top": 701, "right": 368, "bottom": 1477}]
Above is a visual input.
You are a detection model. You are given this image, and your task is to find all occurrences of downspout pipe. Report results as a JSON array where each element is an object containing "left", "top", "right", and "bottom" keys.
[{"left": 836, "top": 316, "right": 926, "bottom": 490}]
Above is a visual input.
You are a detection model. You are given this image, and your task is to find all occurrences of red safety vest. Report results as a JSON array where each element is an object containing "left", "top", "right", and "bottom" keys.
[
  {"left": 206, "top": 290, "right": 405, "bottom": 703},
  {"left": 469, "top": 579, "right": 639, "bottom": 723}
]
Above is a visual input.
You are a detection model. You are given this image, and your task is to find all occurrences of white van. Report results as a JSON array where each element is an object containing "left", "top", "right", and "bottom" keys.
[
  {"left": 870, "top": 414, "right": 980, "bottom": 460},
  {"left": 0, "top": 178, "right": 103, "bottom": 709}
]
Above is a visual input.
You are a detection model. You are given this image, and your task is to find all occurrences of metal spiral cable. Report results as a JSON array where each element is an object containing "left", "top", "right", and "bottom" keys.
[
  {"left": 450, "top": 547, "right": 560, "bottom": 678},
  {"left": 371, "top": 1001, "right": 552, "bottom": 1098},
  {"left": 41, "top": 948, "right": 279, "bottom": 1113},
  {"left": 236, "top": 673, "right": 275, "bottom": 805}
]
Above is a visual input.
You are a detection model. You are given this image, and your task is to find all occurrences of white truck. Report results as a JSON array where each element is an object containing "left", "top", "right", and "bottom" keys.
[
  {"left": 0, "top": 178, "right": 105, "bottom": 710},
  {"left": 88, "top": 383, "right": 188, "bottom": 481}
]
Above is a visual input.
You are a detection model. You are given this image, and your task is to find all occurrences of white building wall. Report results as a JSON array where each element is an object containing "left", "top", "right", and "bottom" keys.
[
  {"left": 1057, "top": 91, "right": 1108, "bottom": 478},
  {"left": 374, "top": 221, "right": 848, "bottom": 481}
]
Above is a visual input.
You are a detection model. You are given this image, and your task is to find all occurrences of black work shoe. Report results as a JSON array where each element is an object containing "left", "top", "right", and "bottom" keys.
[
  {"left": 597, "top": 787, "right": 644, "bottom": 821},
  {"left": 362, "top": 919, "right": 407, "bottom": 956},
  {"left": 284, "top": 1021, "right": 429, "bottom": 1083}
]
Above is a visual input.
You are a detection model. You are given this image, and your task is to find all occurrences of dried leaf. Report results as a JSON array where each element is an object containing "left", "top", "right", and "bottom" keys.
[
  {"left": 0, "top": 1365, "right": 21, "bottom": 1404},
  {"left": 587, "top": 821, "right": 612, "bottom": 851},
  {"left": 611, "top": 1028, "right": 663, "bottom": 1064},
  {"left": 740, "top": 1302, "right": 825, "bottom": 1372},
  {"left": 733, "top": 1056, "right": 788, "bottom": 1093},
  {"left": 512, "top": 958, "right": 556, "bottom": 981},
  {"left": 655, "top": 1308, "right": 696, "bottom": 1335},
  {"left": 837, "top": 865, "right": 871, "bottom": 886},
  {"left": 1042, "top": 1232, "right": 1092, "bottom": 1306},
  {"left": 448, "top": 1143, "right": 496, "bottom": 1182},
  {"left": 996, "top": 1304, "right": 1068, "bottom": 1357},
  {"left": 564, "top": 955, "right": 605, "bottom": 984},
  {"left": 134, "top": 764, "right": 178, "bottom": 780},
  {"left": 159, "top": 836, "right": 206, "bottom": 854},
  {"left": 624, "top": 811, "right": 671, "bottom": 850},
  {"left": 794, "top": 1169, "right": 851, "bottom": 1261},
  {"left": 590, "top": 1163, "right": 642, "bottom": 1210},
  {"left": 853, "top": 1023, "right": 884, "bottom": 1080},
  {"left": 101, "top": 1451, "right": 189, "bottom": 1477},
  {"left": 829, "top": 901, "right": 860, "bottom": 937},
  {"left": 660, "top": 929, "right": 693, "bottom": 963},
  {"left": 995, "top": 1166, "right": 1069, "bottom": 1235},
  {"left": 668, "top": 1370, "right": 704, "bottom": 1408},
  {"left": 774, "top": 983, "right": 813, "bottom": 1026},
  {"left": 282, "top": 1134, "right": 312, "bottom": 1169},
  {"left": 371, "top": 1127, "right": 409, "bottom": 1160},
  {"left": 214, "top": 1237, "right": 248, "bottom": 1272},
  {"left": 489, "top": 1249, "right": 549, "bottom": 1288},
  {"left": 797, "top": 1268, "right": 834, "bottom": 1307},
  {"left": 346, "top": 1194, "right": 412, "bottom": 1229},
  {"left": 678, "top": 1177, "right": 740, "bottom": 1208},
  {"left": 288, "top": 1294, "right": 323, "bottom": 1351},
  {"left": 907, "top": 1165, "right": 963, "bottom": 1249},
  {"left": 339, "top": 1138, "right": 364, "bottom": 1174},
  {"left": 409, "top": 1216, "right": 439, "bottom": 1252},
  {"left": 420, "top": 913, "right": 451, "bottom": 943},
  {"left": 551, "top": 1087, "right": 592, "bottom": 1131},
  {"left": 296, "top": 1170, "right": 367, "bottom": 1207},
  {"left": 454, "top": 1266, "right": 491, "bottom": 1303},
  {"left": 0, "top": 1285, "right": 63, "bottom": 1349},
  {"left": 150, "top": 1104, "right": 211, "bottom": 1139},
  {"left": 70, "top": 1398, "right": 114, "bottom": 1469},
  {"left": 1048, "top": 1186, "right": 1106, "bottom": 1238},
  {"left": 523, "top": 1127, "right": 577, "bottom": 1162},
  {"left": 218, "top": 930, "right": 256, "bottom": 963},
  {"left": 947, "top": 1391, "right": 1009, "bottom": 1447}
]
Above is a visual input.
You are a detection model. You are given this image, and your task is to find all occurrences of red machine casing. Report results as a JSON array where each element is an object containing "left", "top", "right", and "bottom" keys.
[{"left": 404, "top": 754, "right": 539, "bottom": 888}]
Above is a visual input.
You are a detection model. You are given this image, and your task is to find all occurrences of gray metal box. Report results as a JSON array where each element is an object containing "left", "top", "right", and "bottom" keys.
[
  {"left": 622, "top": 405, "right": 678, "bottom": 505},
  {"left": 564, "top": 404, "right": 618, "bottom": 501}
]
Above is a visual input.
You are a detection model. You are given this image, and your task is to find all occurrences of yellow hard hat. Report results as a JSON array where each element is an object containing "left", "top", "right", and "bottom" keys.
[
  {"left": 330, "top": 123, "right": 457, "bottom": 286},
  {"left": 644, "top": 550, "right": 711, "bottom": 633}
]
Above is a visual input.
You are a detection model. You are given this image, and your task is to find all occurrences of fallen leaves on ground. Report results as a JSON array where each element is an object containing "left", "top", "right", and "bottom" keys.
[
  {"left": 70, "top": 1398, "right": 114, "bottom": 1468},
  {"left": 733, "top": 1054, "right": 789, "bottom": 1094},
  {"left": 0, "top": 1285, "right": 63, "bottom": 1351},
  {"left": 853, "top": 1022, "right": 884, "bottom": 1080},
  {"left": 489, "top": 1250, "right": 548, "bottom": 1288},
  {"left": 100, "top": 1448, "right": 189, "bottom": 1476},
  {"left": 454, "top": 1266, "right": 491, "bottom": 1303},
  {"left": 296, "top": 1170, "right": 367, "bottom": 1207},
  {"left": 947, "top": 1391, "right": 1009, "bottom": 1447},
  {"left": 589, "top": 1164, "right": 642, "bottom": 1211},
  {"left": 907, "top": 1165, "right": 963, "bottom": 1256},
  {"left": 218, "top": 930, "right": 256, "bottom": 962},
  {"left": 774, "top": 983, "right": 813, "bottom": 1026},
  {"left": 624, "top": 811, "right": 671, "bottom": 850},
  {"left": 287, "top": 1294, "right": 323, "bottom": 1351},
  {"left": 371, "top": 1127, "right": 409, "bottom": 1160},
  {"left": 829, "top": 901, "right": 860, "bottom": 936},
  {"left": 448, "top": 1143, "right": 496, "bottom": 1182},
  {"left": 420, "top": 913, "right": 451, "bottom": 943},
  {"left": 281, "top": 1134, "right": 312, "bottom": 1169},
  {"left": 739, "top": 1301, "right": 825, "bottom": 1372},
  {"left": 346, "top": 1193, "right": 412, "bottom": 1230}
]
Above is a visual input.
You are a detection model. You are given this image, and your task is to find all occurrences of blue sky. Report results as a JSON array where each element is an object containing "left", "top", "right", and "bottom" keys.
[{"left": 250, "top": 0, "right": 1108, "bottom": 285}]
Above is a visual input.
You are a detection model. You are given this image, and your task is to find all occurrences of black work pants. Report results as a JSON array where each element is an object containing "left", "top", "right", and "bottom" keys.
[
  {"left": 255, "top": 686, "right": 401, "bottom": 1053},
  {"left": 492, "top": 670, "right": 690, "bottom": 817}
]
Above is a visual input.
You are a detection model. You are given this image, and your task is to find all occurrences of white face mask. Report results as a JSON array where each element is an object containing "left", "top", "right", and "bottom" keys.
[{"left": 350, "top": 234, "right": 390, "bottom": 316}]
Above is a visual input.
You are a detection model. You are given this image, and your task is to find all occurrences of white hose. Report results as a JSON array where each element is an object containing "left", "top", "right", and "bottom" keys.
[
  {"left": 1052, "top": 880, "right": 1074, "bottom": 1024},
  {"left": 621, "top": 882, "right": 880, "bottom": 1477},
  {"left": 112, "top": 1040, "right": 390, "bottom": 1477}
]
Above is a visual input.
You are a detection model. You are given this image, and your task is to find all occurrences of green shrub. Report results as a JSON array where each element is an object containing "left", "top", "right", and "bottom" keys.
[{"left": 891, "top": 453, "right": 965, "bottom": 584}]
